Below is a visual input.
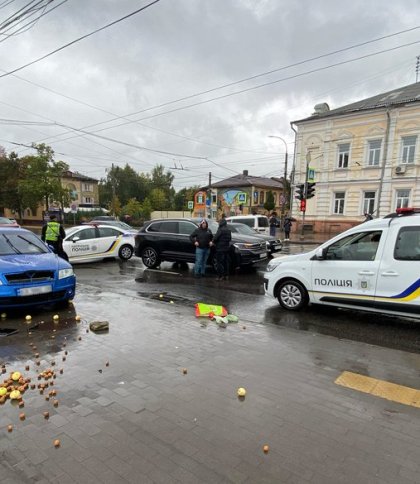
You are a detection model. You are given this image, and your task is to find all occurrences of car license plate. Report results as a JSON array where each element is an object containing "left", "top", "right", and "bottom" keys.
[
  {"left": 274, "top": 245, "right": 281, "bottom": 250},
  {"left": 18, "top": 285, "right": 52, "bottom": 296},
  {"left": 259, "top": 253, "right": 267, "bottom": 259}
]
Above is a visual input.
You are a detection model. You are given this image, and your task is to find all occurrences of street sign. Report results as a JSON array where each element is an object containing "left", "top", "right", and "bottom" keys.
[
  {"left": 279, "top": 195, "right": 286, "bottom": 205},
  {"left": 187, "top": 201, "right": 194, "bottom": 210},
  {"left": 70, "top": 203, "right": 77, "bottom": 214},
  {"left": 307, "top": 167, "right": 315, "bottom": 182}
]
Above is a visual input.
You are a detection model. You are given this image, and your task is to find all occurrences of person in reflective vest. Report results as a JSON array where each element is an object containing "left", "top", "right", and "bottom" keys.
[{"left": 41, "top": 215, "right": 67, "bottom": 260}]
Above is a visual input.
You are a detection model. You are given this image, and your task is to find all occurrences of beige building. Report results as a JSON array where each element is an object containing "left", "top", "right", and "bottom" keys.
[
  {"left": 291, "top": 82, "right": 420, "bottom": 236},
  {"left": 4, "top": 170, "right": 99, "bottom": 222}
]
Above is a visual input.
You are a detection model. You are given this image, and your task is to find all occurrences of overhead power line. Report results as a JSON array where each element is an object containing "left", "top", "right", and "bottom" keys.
[
  {"left": 0, "top": 0, "right": 161, "bottom": 79},
  {"left": 6, "top": 25, "right": 419, "bottom": 149}
]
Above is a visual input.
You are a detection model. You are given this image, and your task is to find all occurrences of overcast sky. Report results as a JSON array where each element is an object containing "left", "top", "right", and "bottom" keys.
[{"left": 1, "top": 0, "right": 420, "bottom": 190}]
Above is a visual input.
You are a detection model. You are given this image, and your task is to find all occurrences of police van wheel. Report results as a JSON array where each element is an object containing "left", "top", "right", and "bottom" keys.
[
  {"left": 277, "top": 280, "right": 308, "bottom": 311},
  {"left": 119, "top": 244, "right": 133, "bottom": 260}
]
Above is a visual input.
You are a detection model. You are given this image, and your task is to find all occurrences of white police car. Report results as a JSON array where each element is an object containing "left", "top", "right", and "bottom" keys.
[
  {"left": 63, "top": 224, "right": 135, "bottom": 263},
  {"left": 264, "top": 208, "right": 420, "bottom": 319}
]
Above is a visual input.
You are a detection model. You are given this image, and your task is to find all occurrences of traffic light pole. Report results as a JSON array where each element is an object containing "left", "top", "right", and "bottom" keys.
[{"left": 300, "top": 152, "right": 311, "bottom": 240}]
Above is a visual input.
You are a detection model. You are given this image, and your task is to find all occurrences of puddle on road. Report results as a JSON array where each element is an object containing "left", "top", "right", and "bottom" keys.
[{"left": 137, "top": 291, "right": 194, "bottom": 305}]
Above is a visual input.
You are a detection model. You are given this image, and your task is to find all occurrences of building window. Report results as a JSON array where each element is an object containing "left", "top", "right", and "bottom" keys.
[
  {"left": 83, "top": 197, "right": 93, "bottom": 204},
  {"left": 337, "top": 143, "right": 350, "bottom": 169},
  {"left": 83, "top": 183, "right": 93, "bottom": 192},
  {"left": 401, "top": 136, "right": 417, "bottom": 164},
  {"left": 211, "top": 194, "right": 217, "bottom": 204},
  {"left": 367, "top": 139, "right": 381, "bottom": 166},
  {"left": 333, "top": 192, "right": 345, "bottom": 214},
  {"left": 259, "top": 191, "right": 264, "bottom": 204},
  {"left": 363, "top": 191, "right": 376, "bottom": 215},
  {"left": 395, "top": 189, "right": 410, "bottom": 210}
]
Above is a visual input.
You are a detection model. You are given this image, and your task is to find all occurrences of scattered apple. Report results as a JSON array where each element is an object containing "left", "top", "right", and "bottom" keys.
[{"left": 237, "top": 387, "right": 246, "bottom": 398}]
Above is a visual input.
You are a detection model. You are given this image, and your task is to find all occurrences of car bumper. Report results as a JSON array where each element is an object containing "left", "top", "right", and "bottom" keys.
[
  {"left": 236, "top": 249, "right": 268, "bottom": 266},
  {"left": 0, "top": 276, "right": 76, "bottom": 309}
]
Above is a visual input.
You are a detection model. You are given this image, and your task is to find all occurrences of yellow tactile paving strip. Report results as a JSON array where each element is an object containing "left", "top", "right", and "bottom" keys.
[{"left": 335, "top": 371, "right": 420, "bottom": 408}]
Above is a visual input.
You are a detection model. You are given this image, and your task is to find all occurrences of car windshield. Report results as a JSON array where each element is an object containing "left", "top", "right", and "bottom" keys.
[
  {"left": 0, "top": 217, "right": 14, "bottom": 224},
  {"left": 230, "top": 224, "right": 257, "bottom": 236},
  {"left": 0, "top": 232, "right": 49, "bottom": 255}
]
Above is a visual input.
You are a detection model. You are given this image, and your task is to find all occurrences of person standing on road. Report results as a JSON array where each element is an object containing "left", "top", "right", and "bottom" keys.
[
  {"left": 41, "top": 214, "right": 68, "bottom": 260},
  {"left": 190, "top": 219, "right": 213, "bottom": 277},
  {"left": 269, "top": 212, "right": 278, "bottom": 237},
  {"left": 213, "top": 218, "right": 232, "bottom": 281},
  {"left": 283, "top": 215, "right": 292, "bottom": 241}
]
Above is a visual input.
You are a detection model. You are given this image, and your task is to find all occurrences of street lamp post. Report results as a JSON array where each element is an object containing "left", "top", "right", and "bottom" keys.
[{"left": 268, "top": 135, "right": 288, "bottom": 217}]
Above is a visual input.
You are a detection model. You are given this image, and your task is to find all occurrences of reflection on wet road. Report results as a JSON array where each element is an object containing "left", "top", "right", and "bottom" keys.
[{"left": 71, "top": 248, "right": 420, "bottom": 354}]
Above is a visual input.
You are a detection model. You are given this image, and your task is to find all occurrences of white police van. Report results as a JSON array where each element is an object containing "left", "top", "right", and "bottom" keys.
[{"left": 264, "top": 208, "right": 420, "bottom": 319}]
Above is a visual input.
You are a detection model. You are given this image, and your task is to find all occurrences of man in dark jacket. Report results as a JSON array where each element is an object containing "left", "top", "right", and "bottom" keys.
[
  {"left": 190, "top": 219, "right": 213, "bottom": 277},
  {"left": 213, "top": 218, "right": 232, "bottom": 280}
]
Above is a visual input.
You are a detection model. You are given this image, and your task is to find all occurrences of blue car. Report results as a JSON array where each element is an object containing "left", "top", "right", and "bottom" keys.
[{"left": 0, "top": 227, "right": 76, "bottom": 310}]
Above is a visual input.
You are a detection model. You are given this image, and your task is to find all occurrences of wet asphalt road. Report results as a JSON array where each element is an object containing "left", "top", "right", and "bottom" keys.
[{"left": 71, "top": 243, "right": 420, "bottom": 355}]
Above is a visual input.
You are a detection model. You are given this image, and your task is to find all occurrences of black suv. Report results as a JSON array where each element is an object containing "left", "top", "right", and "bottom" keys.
[{"left": 134, "top": 218, "right": 267, "bottom": 270}]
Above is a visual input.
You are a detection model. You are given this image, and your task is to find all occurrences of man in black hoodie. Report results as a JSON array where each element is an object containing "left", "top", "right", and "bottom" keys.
[
  {"left": 213, "top": 218, "right": 232, "bottom": 280},
  {"left": 190, "top": 219, "right": 213, "bottom": 277}
]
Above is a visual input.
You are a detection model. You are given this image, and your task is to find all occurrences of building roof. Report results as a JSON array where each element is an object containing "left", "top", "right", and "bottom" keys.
[
  {"left": 62, "top": 170, "right": 98, "bottom": 183},
  {"left": 208, "top": 172, "right": 283, "bottom": 189},
  {"left": 293, "top": 82, "right": 420, "bottom": 124}
]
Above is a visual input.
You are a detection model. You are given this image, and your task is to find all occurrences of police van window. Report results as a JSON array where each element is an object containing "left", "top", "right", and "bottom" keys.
[
  {"left": 238, "top": 218, "right": 254, "bottom": 228},
  {"left": 394, "top": 227, "right": 420, "bottom": 260},
  {"left": 258, "top": 217, "right": 268, "bottom": 227},
  {"left": 325, "top": 231, "right": 382, "bottom": 261}
]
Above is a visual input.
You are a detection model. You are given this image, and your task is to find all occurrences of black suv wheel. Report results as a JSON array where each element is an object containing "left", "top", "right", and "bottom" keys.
[{"left": 141, "top": 246, "right": 160, "bottom": 268}]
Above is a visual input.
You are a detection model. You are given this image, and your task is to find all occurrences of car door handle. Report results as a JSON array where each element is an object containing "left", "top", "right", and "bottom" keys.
[
  {"left": 358, "top": 271, "right": 375, "bottom": 276},
  {"left": 381, "top": 271, "right": 399, "bottom": 277}
]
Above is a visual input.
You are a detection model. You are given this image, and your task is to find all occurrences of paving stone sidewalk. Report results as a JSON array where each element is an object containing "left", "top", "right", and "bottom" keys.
[{"left": 1, "top": 290, "right": 419, "bottom": 484}]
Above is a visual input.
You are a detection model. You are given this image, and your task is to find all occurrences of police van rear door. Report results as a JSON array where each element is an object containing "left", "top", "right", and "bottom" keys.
[
  {"left": 311, "top": 229, "right": 384, "bottom": 310},
  {"left": 375, "top": 218, "right": 420, "bottom": 317}
]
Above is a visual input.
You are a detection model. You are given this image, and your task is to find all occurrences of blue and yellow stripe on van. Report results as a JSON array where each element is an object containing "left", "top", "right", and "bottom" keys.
[{"left": 313, "top": 278, "right": 420, "bottom": 314}]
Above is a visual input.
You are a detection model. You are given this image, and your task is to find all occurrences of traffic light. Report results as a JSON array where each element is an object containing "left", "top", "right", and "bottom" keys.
[
  {"left": 300, "top": 199, "right": 306, "bottom": 212},
  {"left": 306, "top": 182, "right": 316, "bottom": 199},
  {"left": 295, "top": 184, "right": 305, "bottom": 201}
]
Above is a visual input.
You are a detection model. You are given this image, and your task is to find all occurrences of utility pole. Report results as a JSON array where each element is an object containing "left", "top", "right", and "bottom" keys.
[
  {"left": 207, "top": 171, "right": 212, "bottom": 219},
  {"left": 300, "top": 151, "right": 311, "bottom": 240},
  {"left": 268, "top": 135, "right": 288, "bottom": 213},
  {"left": 416, "top": 55, "right": 420, "bottom": 83}
]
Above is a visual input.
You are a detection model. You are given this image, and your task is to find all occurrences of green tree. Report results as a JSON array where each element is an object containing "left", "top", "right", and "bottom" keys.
[
  {"left": 19, "top": 143, "right": 70, "bottom": 211},
  {"left": 110, "top": 195, "right": 122, "bottom": 216},
  {"left": 0, "top": 151, "right": 26, "bottom": 219},
  {"left": 174, "top": 186, "right": 199, "bottom": 211},
  {"left": 151, "top": 164, "right": 174, "bottom": 206},
  {"left": 140, "top": 198, "right": 152, "bottom": 220},
  {"left": 149, "top": 188, "right": 167, "bottom": 210},
  {"left": 122, "top": 198, "right": 143, "bottom": 218},
  {"left": 99, "top": 164, "right": 152, "bottom": 207},
  {"left": 264, "top": 191, "right": 275, "bottom": 212}
]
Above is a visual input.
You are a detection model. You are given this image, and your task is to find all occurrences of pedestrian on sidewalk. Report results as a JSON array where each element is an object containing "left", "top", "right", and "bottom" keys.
[
  {"left": 269, "top": 212, "right": 278, "bottom": 237},
  {"left": 283, "top": 215, "right": 292, "bottom": 241},
  {"left": 190, "top": 219, "right": 213, "bottom": 277},
  {"left": 213, "top": 218, "right": 232, "bottom": 280}
]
